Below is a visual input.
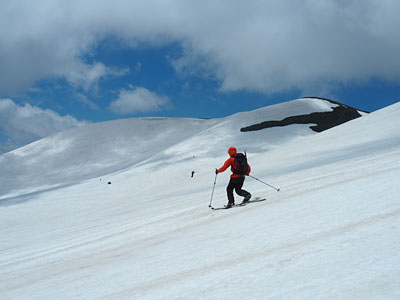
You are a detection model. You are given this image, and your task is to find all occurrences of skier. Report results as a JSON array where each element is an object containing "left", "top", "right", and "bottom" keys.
[{"left": 216, "top": 147, "right": 251, "bottom": 208}]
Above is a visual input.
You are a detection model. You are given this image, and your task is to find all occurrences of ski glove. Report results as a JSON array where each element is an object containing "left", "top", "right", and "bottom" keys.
[{"left": 215, "top": 168, "right": 218, "bottom": 174}]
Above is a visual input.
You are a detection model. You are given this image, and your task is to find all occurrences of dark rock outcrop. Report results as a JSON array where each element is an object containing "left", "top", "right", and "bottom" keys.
[{"left": 241, "top": 98, "right": 367, "bottom": 133}]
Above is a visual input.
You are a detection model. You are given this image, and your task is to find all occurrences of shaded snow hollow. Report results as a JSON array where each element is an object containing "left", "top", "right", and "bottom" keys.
[{"left": 1, "top": 98, "right": 399, "bottom": 299}]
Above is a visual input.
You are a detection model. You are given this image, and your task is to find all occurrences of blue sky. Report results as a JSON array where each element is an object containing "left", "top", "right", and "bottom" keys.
[{"left": 0, "top": 0, "right": 399, "bottom": 153}]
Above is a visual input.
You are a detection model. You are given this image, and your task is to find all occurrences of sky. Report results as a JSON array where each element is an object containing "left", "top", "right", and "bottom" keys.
[{"left": 0, "top": 0, "right": 400, "bottom": 153}]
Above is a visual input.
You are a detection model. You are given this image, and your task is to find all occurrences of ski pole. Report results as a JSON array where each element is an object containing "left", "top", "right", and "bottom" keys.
[
  {"left": 248, "top": 174, "right": 280, "bottom": 192},
  {"left": 209, "top": 171, "right": 218, "bottom": 208}
]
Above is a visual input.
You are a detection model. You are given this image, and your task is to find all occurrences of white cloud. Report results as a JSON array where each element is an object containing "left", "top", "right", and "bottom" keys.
[
  {"left": 0, "top": 99, "right": 88, "bottom": 153},
  {"left": 1, "top": 0, "right": 400, "bottom": 96},
  {"left": 0, "top": 1, "right": 128, "bottom": 95},
  {"left": 75, "top": 93, "right": 99, "bottom": 110},
  {"left": 62, "top": 62, "right": 129, "bottom": 92},
  {"left": 109, "top": 86, "right": 170, "bottom": 114}
]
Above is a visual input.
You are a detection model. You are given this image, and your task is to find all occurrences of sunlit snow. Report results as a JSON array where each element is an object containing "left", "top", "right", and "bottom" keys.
[{"left": 1, "top": 98, "right": 399, "bottom": 299}]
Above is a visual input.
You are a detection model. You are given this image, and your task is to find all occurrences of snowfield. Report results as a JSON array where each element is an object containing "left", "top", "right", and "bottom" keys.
[{"left": 1, "top": 98, "right": 399, "bottom": 299}]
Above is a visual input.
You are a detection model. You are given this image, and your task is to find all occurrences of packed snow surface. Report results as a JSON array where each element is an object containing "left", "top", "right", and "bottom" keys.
[{"left": 1, "top": 98, "right": 399, "bottom": 299}]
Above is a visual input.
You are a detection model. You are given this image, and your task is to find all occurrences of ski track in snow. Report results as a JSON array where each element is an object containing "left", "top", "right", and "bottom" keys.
[{"left": 1, "top": 98, "right": 399, "bottom": 299}]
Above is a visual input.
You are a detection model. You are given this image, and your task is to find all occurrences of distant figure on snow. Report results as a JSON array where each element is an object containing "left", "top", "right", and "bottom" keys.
[{"left": 216, "top": 147, "right": 251, "bottom": 208}]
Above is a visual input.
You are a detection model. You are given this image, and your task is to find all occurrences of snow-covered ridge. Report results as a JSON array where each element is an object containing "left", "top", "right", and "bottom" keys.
[{"left": 0, "top": 98, "right": 346, "bottom": 198}]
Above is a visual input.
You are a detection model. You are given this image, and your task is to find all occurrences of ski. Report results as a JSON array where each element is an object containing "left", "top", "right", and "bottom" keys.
[
  {"left": 238, "top": 197, "right": 267, "bottom": 206},
  {"left": 210, "top": 198, "right": 266, "bottom": 210}
]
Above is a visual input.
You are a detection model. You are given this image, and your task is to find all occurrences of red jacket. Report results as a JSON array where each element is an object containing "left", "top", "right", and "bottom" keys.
[{"left": 217, "top": 147, "right": 251, "bottom": 178}]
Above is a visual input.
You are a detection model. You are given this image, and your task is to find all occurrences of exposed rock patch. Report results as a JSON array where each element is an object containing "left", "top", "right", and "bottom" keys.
[{"left": 241, "top": 98, "right": 367, "bottom": 133}]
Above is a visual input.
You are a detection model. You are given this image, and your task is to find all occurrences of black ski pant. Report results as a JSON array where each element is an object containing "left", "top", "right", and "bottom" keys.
[{"left": 227, "top": 176, "right": 250, "bottom": 204}]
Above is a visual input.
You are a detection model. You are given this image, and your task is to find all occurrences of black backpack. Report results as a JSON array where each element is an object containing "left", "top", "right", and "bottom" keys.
[{"left": 233, "top": 152, "right": 249, "bottom": 175}]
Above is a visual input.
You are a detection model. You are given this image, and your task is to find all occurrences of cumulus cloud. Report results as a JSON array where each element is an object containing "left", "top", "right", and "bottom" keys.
[
  {"left": 0, "top": 1, "right": 128, "bottom": 95},
  {"left": 109, "top": 86, "right": 170, "bottom": 114},
  {"left": 0, "top": 0, "right": 400, "bottom": 96},
  {"left": 0, "top": 99, "right": 88, "bottom": 153}
]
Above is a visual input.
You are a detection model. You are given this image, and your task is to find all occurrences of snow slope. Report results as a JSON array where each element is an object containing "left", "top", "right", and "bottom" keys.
[{"left": 1, "top": 98, "right": 399, "bottom": 299}]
